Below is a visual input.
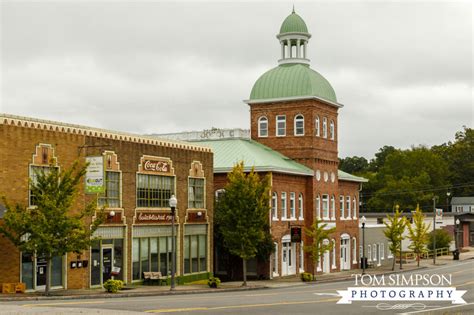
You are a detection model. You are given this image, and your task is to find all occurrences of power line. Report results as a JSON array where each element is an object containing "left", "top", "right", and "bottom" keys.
[{"left": 360, "top": 182, "right": 474, "bottom": 198}]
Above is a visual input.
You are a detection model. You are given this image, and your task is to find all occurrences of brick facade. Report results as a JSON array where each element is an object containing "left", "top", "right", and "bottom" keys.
[{"left": 0, "top": 115, "right": 213, "bottom": 290}]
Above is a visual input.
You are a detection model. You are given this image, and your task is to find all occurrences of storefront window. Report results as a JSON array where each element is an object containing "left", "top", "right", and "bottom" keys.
[
  {"left": 188, "top": 178, "right": 205, "bottom": 208},
  {"left": 21, "top": 252, "right": 34, "bottom": 290},
  {"left": 98, "top": 171, "right": 121, "bottom": 208},
  {"left": 133, "top": 236, "right": 175, "bottom": 280},
  {"left": 184, "top": 225, "right": 207, "bottom": 274},
  {"left": 137, "top": 174, "right": 174, "bottom": 208}
]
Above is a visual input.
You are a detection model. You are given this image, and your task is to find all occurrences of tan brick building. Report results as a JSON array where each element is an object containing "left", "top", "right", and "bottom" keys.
[{"left": 0, "top": 114, "right": 214, "bottom": 291}]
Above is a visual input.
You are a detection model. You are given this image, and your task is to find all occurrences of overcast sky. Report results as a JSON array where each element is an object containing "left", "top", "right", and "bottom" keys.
[{"left": 1, "top": 0, "right": 472, "bottom": 158}]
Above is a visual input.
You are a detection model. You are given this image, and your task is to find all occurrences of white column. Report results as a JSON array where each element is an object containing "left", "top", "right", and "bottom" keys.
[
  {"left": 303, "top": 42, "right": 307, "bottom": 59},
  {"left": 297, "top": 39, "right": 301, "bottom": 58},
  {"left": 281, "top": 41, "right": 285, "bottom": 59},
  {"left": 287, "top": 39, "right": 292, "bottom": 58}
]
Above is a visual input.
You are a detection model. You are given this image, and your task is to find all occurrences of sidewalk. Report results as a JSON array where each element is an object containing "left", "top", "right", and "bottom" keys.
[{"left": 1, "top": 247, "right": 473, "bottom": 302}]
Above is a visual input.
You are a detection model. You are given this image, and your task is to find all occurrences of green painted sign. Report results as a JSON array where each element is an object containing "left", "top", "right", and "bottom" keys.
[{"left": 85, "top": 156, "right": 104, "bottom": 194}]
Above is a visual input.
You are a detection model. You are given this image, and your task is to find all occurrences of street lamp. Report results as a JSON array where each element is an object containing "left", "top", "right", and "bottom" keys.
[
  {"left": 432, "top": 196, "right": 438, "bottom": 265},
  {"left": 455, "top": 218, "right": 461, "bottom": 254},
  {"left": 447, "top": 192, "right": 451, "bottom": 213},
  {"left": 169, "top": 195, "right": 177, "bottom": 291},
  {"left": 361, "top": 216, "right": 366, "bottom": 275}
]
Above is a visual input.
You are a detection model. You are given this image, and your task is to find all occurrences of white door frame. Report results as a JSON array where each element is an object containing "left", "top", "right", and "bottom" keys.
[
  {"left": 281, "top": 235, "right": 296, "bottom": 276},
  {"left": 340, "top": 234, "right": 351, "bottom": 270}
]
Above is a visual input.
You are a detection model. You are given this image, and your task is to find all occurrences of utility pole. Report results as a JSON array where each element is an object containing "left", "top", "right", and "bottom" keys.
[{"left": 433, "top": 196, "right": 437, "bottom": 265}]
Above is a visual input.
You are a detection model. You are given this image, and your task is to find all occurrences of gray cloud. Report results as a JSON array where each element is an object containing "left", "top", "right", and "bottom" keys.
[{"left": 1, "top": 1, "right": 472, "bottom": 158}]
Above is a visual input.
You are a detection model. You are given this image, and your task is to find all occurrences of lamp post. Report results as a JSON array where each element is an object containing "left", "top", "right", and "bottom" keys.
[
  {"left": 447, "top": 192, "right": 451, "bottom": 213},
  {"left": 169, "top": 195, "right": 177, "bottom": 291},
  {"left": 361, "top": 216, "right": 366, "bottom": 275},
  {"left": 455, "top": 218, "right": 460, "bottom": 251}
]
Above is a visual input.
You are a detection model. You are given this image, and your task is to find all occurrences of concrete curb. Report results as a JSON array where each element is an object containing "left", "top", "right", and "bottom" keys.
[{"left": 0, "top": 285, "right": 268, "bottom": 302}]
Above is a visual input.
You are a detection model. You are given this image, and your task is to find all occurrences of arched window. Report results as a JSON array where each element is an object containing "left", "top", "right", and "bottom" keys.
[
  {"left": 381, "top": 243, "right": 385, "bottom": 260},
  {"left": 298, "top": 193, "right": 304, "bottom": 219},
  {"left": 281, "top": 192, "right": 287, "bottom": 219},
  {"left": 276, "top": 115, "right": 286, "bottom": 136},
  {"left": 353, "top": 197, "right": 357, "bottom": 219},
  {"left": 368, "top": 245, "right": 371, "bottom": 262},
  {"left": 215, "top": 189, "right": 225, "bottom": 201},
  {"left": 352, "top": 237, "right": 357, "bottom": 263},
  {"left": 330, "top": 120, "right": 335, "bottom": 140},
  {"left": 294, "top": 114, "right": 304, "bottom": 136},
  {"left": 322, "top": 117, "right": 327, "bottom": 138},
  {"left": 346, "top": 196, "right": 351, "bottom": 219},
  {"left": 315, "top": 116, "right": 320, "bottom": 136},
  {"left": 322, "top": 194, "right": 329, "bottom": 219},
  {"left": 316, "top": 195, "right": 321, "bottom": 219},
  {"left": 339, "top": 195, "right": 344, "bottom": 218},
  {"left": 272, "top": 192, "right": 278, "bottom": 220},
  {"left": 331, "top": 195, "right": 335, "bottom": 220},
  {"left": 258, "top": 116, "right": 268, "bottom": 137},
  {"left": 331, "top": 239, "right": 336, "bottom": 268}
]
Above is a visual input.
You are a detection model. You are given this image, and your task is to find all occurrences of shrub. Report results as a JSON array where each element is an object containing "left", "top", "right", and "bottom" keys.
[
  {"left": 208, "top": 277, "right": 221, "bottom": 288},
  {"left": 103, "top": 279, "right": 124, "bottom": 293},
  {"left": 300, "top": 272, "right": 313, "bottom": 282},
  {"left": 427, "top": 229, "right": 453, "bottom": 252}
]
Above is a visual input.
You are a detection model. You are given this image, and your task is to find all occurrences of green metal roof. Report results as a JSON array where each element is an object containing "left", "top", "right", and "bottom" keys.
[
  {"left": 249, "top": 64, "right": 337, "bottom": 103},
  {"left": 194, "top": 138, "right": 314, "bottom": 176},
  {"left": 338, "top": 170, "right": 368, "bottom": 183},
  {"left": 279, "top": 10, "right": 308, "bottom": 34}
]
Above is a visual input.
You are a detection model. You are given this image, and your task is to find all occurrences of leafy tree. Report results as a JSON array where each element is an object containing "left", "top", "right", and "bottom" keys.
[
  {"left": 303, "top": 218, "right": 336, "bottom": 280},
  {"left": 383, "top": 206, "right": 407, "bottom": 270},
  {"left": 407, "top": 205, "right": 430, "bottom": 266},
  {"left": 0, "top": 161, "right": 105, "bottom": 295},
  {"left": 368, "top": 145, "right": 397, "bottom": 172},
  {"left": 214, "top": 162, "right": 272, "bottom": 286},
  {"left": 339, "top": 156, "right": 369, "bottom": 174},
  {"left": 427, "top": 229, "right": 453, "bottom": 252}
]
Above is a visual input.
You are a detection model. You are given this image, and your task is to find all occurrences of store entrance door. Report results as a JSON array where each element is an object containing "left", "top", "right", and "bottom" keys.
[
  {"left": 102, "top": 248, "right": 113, "bottom": 283},
  {"left": 36, "top": 257, "right": 47, "bottom": 288}
]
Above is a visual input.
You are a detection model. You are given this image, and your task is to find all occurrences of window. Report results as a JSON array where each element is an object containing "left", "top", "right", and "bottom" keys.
[
  {"left": 290, "top": 192, "right": 296, "bottom": 218},
  {"left": 299, "top": 241, "right": 304, "bottom": 272},
  {"left": 29, "top": 165, "right": 51, "bottom": 207},
  {"left": 331, "top": 239, "right": 336, "bottom": 268},
  {"left": 272, "top": 192, "right": 278, "bottom": 220},
  {"left": 353, "top": 197, "right": 357, "bottom": 219},
  {"left": 381, "top": 243, "right": 385, "bottom": 260},
  {"left": 339, "top": 195, "right": 344, "bottom": 218},
  {"left": 276, "top": 115, "right": 286, "bottom": 136},
  {"left": 132, "top": 236, "right": 174, "bottom": 280},
  {"left": 281, "top": 192, "right": 287, "bottom": 219},
  {"left": 272, "top": 243, "right": 278, "bottom": 276},
  {"left": 387, "top": 242, "right": 393, "bottom": 258},
  {"left": 359, "top": 245, "right": 363, "bottom": 259},
  {"left": 98, "top": 171, "right": 121, "bottom": 208},
  {"left": 258, "top": 116, "right": 268, "bottom": 137},
  {"left": 322, "top": 194, "right": 329, "bottom": 219},
  {"left": 184, "top": 233, "right": 207, "bottom": 274},
  {"left": 322, "top": 117, "right": 327, "bottom": 138},
  {"left": 137, "top": 174, "right": 174, "bottom": 208},
  {"left": 330, "top": 120, "right": 335, "bottom": 140},
  {"left": 294, "top": 114, "right": 304, "bottom": 136},
  {"left": 298, "top": 193, "right": 304, "bottom": 220},
  {"left": 346, "top": 196, "right": 351, "bottom": 219},
  {"left": 316, "top": 195, "right": 321, "bottom": 219},
  {"left": 352, "top": 237, "right": 357, "bottom": 263},
  {"left": 367, "top": 245, "right": 371, "bottom": 262},
  {"left": 188, "top": 178, "right": 205, "bottom": 208},
  {"left": 215, "top": 189, "right": 225, "bottom": 201},
  {"left": 372, "top": 243, "right": 377, "bottom": 261},
  {"left": 315, "top": 116, "right": 320, "bottom": 136},
  {"left": 331, "top": 195, "right": 335, "bottom": 220}
]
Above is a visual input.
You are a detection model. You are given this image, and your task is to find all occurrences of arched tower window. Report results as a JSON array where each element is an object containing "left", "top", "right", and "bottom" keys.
[
  {"left": 330, "top": 120, "right": 335, "bottom": 140},
  {"left": 315, "top": 116, "right": 320, "bottom": 136},
  {"left": 272, "top": 192, "right": 278, "bottom": 220},
  {"left": 294, "top": 114, "right": 304, "bottom": 136},
  {"left": 258, "top": 116, "right": 268, "bottom": 137},
  {"left": 323, "top": 117, "right": 327, "bottom": 138}
]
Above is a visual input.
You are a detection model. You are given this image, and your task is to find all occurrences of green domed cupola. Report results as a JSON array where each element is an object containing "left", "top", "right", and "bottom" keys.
[{"left": 247, "top": 8, "right": 339, "bottom": 106}]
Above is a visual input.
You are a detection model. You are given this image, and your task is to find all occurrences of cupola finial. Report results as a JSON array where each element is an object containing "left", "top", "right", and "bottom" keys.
[{"left": 292, "top": 5, "right": 295, "bottom": 14}]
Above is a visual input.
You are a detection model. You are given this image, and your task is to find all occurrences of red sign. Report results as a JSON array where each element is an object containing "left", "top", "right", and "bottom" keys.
[
  {"left": 137, "top": 212, "right": 173, "bottom": 223},
  {"left": 143, "top": 160, "right": 170, "bottom": 174}
]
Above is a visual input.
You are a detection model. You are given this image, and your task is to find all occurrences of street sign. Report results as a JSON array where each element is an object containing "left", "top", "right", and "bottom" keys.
[{"left": 435, "top": 208, "right": 443, "bottom": 222}]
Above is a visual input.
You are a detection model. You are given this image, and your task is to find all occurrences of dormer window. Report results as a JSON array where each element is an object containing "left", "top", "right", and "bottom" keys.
[
  {"left": 294, "top": 114, "right": 304, "bottom": 136},
  {"left": 258, "top": 116, "right": 268, "bottom": 137},
  {"left": 276, "top": 115, "right": 286, "bottom": 136}
]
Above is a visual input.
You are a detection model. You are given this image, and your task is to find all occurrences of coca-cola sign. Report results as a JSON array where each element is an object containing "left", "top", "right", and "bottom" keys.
[
  {"left": 143, "top": 160, "right": 170, "bottom": 174},
  {"left": 137, "top": 212, "right": 173, "bottom": 223}
]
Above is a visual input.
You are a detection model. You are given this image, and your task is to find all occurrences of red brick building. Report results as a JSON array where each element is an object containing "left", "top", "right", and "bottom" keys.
[
  {"left": 160, "top": 9, "right": 367, "bottom": 279},
  {"left": 0, "top": 114, "right": 213, "bottom": 291}
]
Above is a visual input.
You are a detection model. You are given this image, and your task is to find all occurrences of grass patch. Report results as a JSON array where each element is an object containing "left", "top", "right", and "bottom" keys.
[{"left": 186, "top": 280, "right": 208, "bottom": 285}]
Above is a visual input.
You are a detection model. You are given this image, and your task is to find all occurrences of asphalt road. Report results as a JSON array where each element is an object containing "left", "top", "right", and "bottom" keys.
[{"left": 3, "top": 260, "right": 474, "bottom": 315}]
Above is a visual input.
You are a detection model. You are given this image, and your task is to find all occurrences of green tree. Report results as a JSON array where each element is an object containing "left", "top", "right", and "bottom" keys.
[
  {"left": 304, "top": 218, "right": 336, "bottom": 280},
  {"left": 427, "top": 229, "right": 453, "bottom": 252},
  {"left": 339, "top": 156, "right": 369, "bottom": 174},
  {"left": 407, "top": 205, "right": 430, "bottom": 266},
  {"left": 368, "top": 145, "right": 397, "bottom": 172},
  {"left": 383, "top": 206, "right": 408, "bottom": 271},
  {"left": 214, "top": 162, "right": 272, "bottom": 286},
  {"left": 0, "top": 161, "right": 104, "bottom": 295}
]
